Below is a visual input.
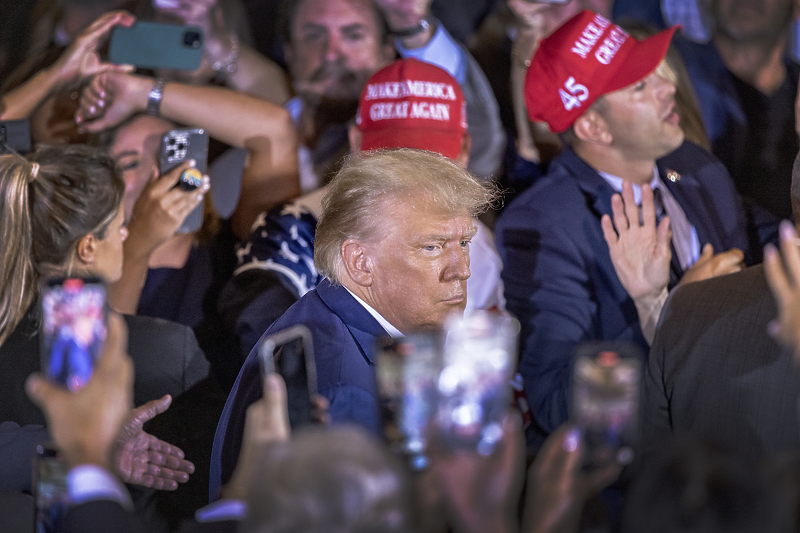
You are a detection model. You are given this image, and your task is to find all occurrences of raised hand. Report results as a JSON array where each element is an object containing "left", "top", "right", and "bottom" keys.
[
  {"left": 601, "top": 182, "right": 671, "bottom": 342},
  {"left": 50, "top": 11, "right": 136, "bottom": 90},
  {"left": 764, "top": 220, "right": 800, "bottom": 359},
  {"left": 75, "top": 71, "right": 151, "bottom": 132},
  {"left": 111, "top": 394, "right": 195, "bottom": 490},
  {"left": 522, "top": 424, "right": 621, "bottom": 533}
]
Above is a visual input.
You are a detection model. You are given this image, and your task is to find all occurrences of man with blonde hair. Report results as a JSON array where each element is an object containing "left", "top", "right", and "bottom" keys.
[{"left": 210, "top": 148, "right": 497, "bottom": 497}]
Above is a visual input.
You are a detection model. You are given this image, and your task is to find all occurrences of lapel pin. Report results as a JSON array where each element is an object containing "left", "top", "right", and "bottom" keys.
[{"left": 666, "top": 169, "right": 680, "bottom": 182}]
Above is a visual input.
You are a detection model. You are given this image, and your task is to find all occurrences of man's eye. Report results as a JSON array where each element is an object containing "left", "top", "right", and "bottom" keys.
[
  {"left": 424, "top": 245, "right": 437, "bottom": 251},
  {"left": 117, "top": 160, "right": 139, "bottom": 171},
  {"left": 634, "top": 80, "right": 646, "bottom": 91},
  {"left": 343, "top": 30, "right": 366, "bottom": 42},
  {"left": 301, "top": 30, "right": 325, "bottom": 43},
  {"left": 460, "top": 240, "right": 470, "bottom": 248}
]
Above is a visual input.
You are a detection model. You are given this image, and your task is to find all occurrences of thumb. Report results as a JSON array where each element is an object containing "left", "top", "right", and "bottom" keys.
[
  {"left": 132, "top": 394, "right": 172, "bottom": 425},
  {"left": 263, "top": 373, "right": 290, "bottom": 440},
  {"left": 25, "top": 373, "right": 66, "bottom": 411},
  {"left": 700, "top": 242, "right": 714, "bottom": 258}
]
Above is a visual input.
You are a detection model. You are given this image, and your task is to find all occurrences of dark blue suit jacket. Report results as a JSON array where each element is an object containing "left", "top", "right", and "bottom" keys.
[
  {"left": 209, "top": 279, "right": 383, "bottom": 500},
  {"left": 495, "top": 141, "right": 776, "bottom": 442}
]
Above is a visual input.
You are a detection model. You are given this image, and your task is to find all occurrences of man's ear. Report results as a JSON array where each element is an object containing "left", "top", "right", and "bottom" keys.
[
  {"left": 341, "top": 239, "right": 373, "bottom": 287},
  {"left": 573, "top": 109, "right": 612, "bottom": 145},
  {"left": 75, "top": 234, "right": 97, "bottom": 266},
  {"left": 348, "top": 123, "right": 363, "bottom": 155},
  {"left": 454, "top": 132, "right": 472, "bottom": 169}
]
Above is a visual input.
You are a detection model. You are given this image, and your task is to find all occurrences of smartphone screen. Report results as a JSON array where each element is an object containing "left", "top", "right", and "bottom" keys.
[
  {"left": 571, "top": 342, "right": 642, "bottom": 469},
  {"left": 34, "top": 444, "right": 70, "bottom": 533},
  {"left": 40, "top": 278, "right": 107, "bottom": 391},
  {"left": 257, "top": 325, "right": 317, "bottom": 429},
  {"left": 159, "top": 128, "right": 208, "bottom": 234}
]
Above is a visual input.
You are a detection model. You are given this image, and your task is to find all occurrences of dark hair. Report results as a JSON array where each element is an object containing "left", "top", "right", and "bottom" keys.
[
  {"left": 0, "top": 144, "right": 123, "bottom": 344},
  {"left": 278, "top": 0, "right": 389, "bottom": 45},
  {"left": 623, "top": 437, "right": 793, "bottom": 533}
]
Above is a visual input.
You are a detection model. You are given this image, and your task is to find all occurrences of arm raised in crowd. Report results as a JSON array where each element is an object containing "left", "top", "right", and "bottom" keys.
[
  {"left": 0, "top": 11, "right": 134, "bottom": 120},
  {"left": 76, "top": 72, "right": 300, "bottom": 238},
  {"left": 152, "top": 0, "right": 291, "bottom": 104},
  {"left": 764, "top": 220, "right": 800, "bottom": 361},
  {"left": 601, "top": 182, "right": 671, "bottom": 344}
]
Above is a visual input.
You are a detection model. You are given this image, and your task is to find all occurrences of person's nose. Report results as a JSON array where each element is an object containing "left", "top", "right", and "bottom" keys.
[
  {"left": 443, "top": 245, "right": 471, "bottom": 282},
  {"left": 323, "top": 33, "right": 344, "bottom": 63}
]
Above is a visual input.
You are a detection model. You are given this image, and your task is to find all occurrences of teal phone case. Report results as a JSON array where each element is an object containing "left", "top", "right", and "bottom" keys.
[{"left": 108, "top": 22, "right": 203, "bottom": 71}]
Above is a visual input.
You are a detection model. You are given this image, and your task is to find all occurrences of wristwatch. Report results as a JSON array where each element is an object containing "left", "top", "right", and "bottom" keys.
[
  {"left": 146, "top": 78, "right": 166, "bottom": 116},
  {"left": 392, "top": 17, "right": 431, "bottom": 38}
]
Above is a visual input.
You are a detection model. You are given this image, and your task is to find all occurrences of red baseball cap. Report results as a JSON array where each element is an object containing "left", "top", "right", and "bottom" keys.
[
  {"left": 525, "top": 10, "right": 678, "bottom": 133},
  {"left": 356, "top": 58, "right": 467, "bottom": 159}
]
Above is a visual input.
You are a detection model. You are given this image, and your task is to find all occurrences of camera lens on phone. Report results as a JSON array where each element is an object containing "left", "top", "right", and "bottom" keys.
[{"left": 183, "top": 31, "right": 202, "bottom": 49}]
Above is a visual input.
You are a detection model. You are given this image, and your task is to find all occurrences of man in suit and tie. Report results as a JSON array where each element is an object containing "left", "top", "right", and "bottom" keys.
[
  {"left": 210, "top": 148, "right": 498, "bottom": 497},
  {"left": 640, "top": 152, "right": 800, "bottom": 460},
  {"left": 495, "top": 10, "right": 777, "bottom": 447}
]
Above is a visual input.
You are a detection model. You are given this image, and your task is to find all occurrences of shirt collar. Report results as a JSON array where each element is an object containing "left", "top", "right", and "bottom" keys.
[
  {"left": 597, "top": 167, "right": 660, "bottom": 204},
  {"left": 344, "top": 287, "right": 404, "bottom": 338}
]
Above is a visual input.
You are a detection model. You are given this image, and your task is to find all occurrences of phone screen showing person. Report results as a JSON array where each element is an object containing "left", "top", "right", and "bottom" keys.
[
  {"left": 34, "top": 444, "right": 70, "bottom": 533},
  {"left": 257, "top": 325, "right": 317, "bottom": 429},
  {"left": 571, "top": 342, "right": 642, "bottom": 469},
  {"left": 40, "top": 278, "right": 107, "bottom": 392}
]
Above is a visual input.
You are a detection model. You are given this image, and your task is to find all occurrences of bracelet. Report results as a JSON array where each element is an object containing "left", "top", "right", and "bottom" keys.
[
  {"left": 146, "top": 78, "right": 166, "bottom": 116},
  {"left": 391, "top": 17, "right": 431, "bottom": 38},
  {"left": 211, "top": 34, "right": 239, "bottom": 75}
]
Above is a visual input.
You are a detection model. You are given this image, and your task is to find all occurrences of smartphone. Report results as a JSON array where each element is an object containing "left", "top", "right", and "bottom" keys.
[
  {"left": 571, "top": 342, "right": 642, "bottom": 469},
  {"left": 33, "top": 444, "right": 70, "bottom": 533},
  {"left": 376, "top": 333, "right": 442, "bottom": 470},
  {"left": 257, "top": 325, "right": 317, "bottom": 429},
  {"left": 108, "top": 21, "right": 203, "bottom": 71},
  {"left": 0, "top": 119, "right": 31, "bottom": 155},
  {"left": 159, "top": 128, "right": 208, "bottom": 233},
  {"left": 39, "top": 278, "right": 107, "bottom": 392}
]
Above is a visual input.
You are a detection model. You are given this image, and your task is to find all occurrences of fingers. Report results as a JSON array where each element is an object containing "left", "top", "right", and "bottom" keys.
[
  {"left": 714, "top": 248, "right": 745, "bottom": 273},
  {"left": 639, "top": 185, "right": 656, "bottom": 229},
  {"left": 620, "top": 182, "right": 639, "bottom": 229},
  {"left": 600, "top": 214, "right": 618, "bottom": 248},
  {"left": 81, "top": 11, "right": 135, "bottom": 41},
  {"left": 698, "top": 242, "right": 714, "bottom": 261},
  {"left": 609, "top": 193, "right": 628, "bottom": 234},
  {"left": 131, "top": 395, "right": 173, "bottom": 425},
  {"left": 262, "top": 373, "right": 291, "bottom": 441},
  {"left": 25, "top": 373, "right": 69, "bottom": 413},
  {"left": 779, "top": 220, "right": 800, "bottom": 283}
]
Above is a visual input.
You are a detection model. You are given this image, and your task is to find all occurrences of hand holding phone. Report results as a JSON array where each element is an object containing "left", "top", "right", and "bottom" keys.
[
  {"left": 571, "top": 342, "right": 642, "bottom": 469},
  {"left": 108, "top": 21, "right": 204, "bottom": 70},
  {"left": 159, "top": 128, "right": 209, "bottom": 233},
  {"left": 257, "top": 325, "right": 317, "bottom": 429},
  {"left": 40, "top": 278, "right": 107, "bottom": 392}
]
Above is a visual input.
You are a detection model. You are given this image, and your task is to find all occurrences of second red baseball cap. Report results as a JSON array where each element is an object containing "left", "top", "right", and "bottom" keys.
[
  {"left": 356, "top": 58, "right": 467, "bottom": 159},
  {"left": 524, "top": 10, "right": 678, "bottom": 133}
]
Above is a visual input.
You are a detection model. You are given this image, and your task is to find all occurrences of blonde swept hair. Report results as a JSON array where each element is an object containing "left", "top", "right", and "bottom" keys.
[{"left": 314, "top": 148, "right": 499, "bottom": 284}]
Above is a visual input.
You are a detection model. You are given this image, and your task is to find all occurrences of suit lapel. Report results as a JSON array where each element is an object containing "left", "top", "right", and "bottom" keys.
[
  {"left": 316, "top": 279, "right": 387, "bottom": 365},
  {"left": 657, "top": 158, "right": 725, "bottom": 253}
]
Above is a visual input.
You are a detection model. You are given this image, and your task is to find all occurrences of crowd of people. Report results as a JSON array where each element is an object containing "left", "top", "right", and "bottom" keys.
[{"left": 2, "top": 0, "right": 800, "bottom": 531}]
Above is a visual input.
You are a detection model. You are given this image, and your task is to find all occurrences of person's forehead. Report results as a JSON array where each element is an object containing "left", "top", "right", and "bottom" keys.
[
  {"left": 111, "top": 115, "right": 173, "bottom": 155},
  {"left": 293, "top": 0, "right": 379, "bottom": 33},
  {"left": 381, "top": 196, "right": 474, "bottom": 237}
]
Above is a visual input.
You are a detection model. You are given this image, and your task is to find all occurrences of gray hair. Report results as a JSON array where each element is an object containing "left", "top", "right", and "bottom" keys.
[
  {"left": 241, "top": 425, "right": 415, "bottom": 533},
  {"left": 314, "top": 148, "right": 499, "bottom": 284}
]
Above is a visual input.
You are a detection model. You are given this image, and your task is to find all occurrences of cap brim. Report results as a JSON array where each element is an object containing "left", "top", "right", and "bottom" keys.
[
  {"left": 360, "top": 127, "right": 463, "bottom": 160},
  {"left": 603, "top": 26, "right": 679, "bottom": 94}
]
